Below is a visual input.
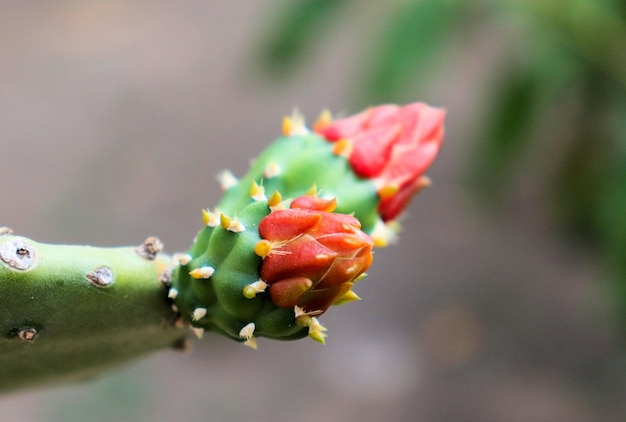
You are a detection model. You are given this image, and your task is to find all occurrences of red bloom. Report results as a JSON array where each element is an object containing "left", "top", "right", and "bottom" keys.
[
  {"left": 257, "top": 196, "right": 374, "bottom": 315},
  {"left": 315, "top": 103, "right": 445, "bottom": 221}
]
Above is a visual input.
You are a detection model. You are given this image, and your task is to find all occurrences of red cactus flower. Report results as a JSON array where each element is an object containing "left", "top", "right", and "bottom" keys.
[
  {"left": 315, "top": 103, "right": 445, "bottom": 221},
  {"left": 256, "top": 195, "right": 374, "bottom": 315}
]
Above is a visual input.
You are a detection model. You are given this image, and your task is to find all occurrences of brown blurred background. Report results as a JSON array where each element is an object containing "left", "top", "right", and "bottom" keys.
[{"left": 1, "top": 1, "right": 625, "bottom": 421}]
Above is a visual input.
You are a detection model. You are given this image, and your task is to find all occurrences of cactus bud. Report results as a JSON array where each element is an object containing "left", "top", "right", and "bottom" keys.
[
  {"left": 258, "top": 195, "right": 374, "bottom": 315},
  {"left": 315, "top": 103, "right": 445, "bottom": 221}
]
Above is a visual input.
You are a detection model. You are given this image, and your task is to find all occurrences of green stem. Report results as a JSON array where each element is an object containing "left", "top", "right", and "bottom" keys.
[{"left": 0, "top": 234, "right": 185, "bottom": 393}]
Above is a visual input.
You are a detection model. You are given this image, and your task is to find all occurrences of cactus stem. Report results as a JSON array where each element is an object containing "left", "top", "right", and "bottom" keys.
[
  {"left": 17, "top": 328, "right": 38, "bottom": 342},
  {"left": 136, "top": 236, "right": 163, "bottom": 260},
  {"left": 0, "top": 227, "right": 14, "bottom": 236},
  {"left": 218, "top": 170, "right": 238, "bottom": 191},
  {"left": 192, "top": 308, "right": 207, "bottom": 321},
  {"left": 332, "top": 138, "right": 353, "bottom": 158},
  {"left": 243, "top": 280, "right": 268, "bottom": 299},
  {"left": 189, "top": 266, "right": 215, "bottom": 279},
  {"left": 168, "top": 287, "right": 179, "bottom": 299},
  {"left": 190, "top": 326, "right": 205, "bottom": 339},
  {"left": 0, "top": 238, "right": 37, "bottom": 271},
  {"left": 263, "top": 162, "right": 281, "bottom": 178},
  {"left": 86, "top": 266, "right": 114, "bottom": 287},
  {"left": 250, "top": 180, "right": 266, "bottom": 201},
  {"left": 177, "top": 254, "right": 193, "bottom": 266}
]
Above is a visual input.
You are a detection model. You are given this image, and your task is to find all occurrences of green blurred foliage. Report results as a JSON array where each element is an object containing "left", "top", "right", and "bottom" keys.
[{"left": 255, "top": 0, "right": 626, "bottom": 318}]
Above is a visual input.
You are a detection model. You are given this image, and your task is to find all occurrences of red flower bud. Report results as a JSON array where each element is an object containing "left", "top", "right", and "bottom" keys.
[
  {"left": 315, "top": 103, "right": 445, "bottom": 221},
  {"left": 257, "top": 196, "right": 374, "bottom": 314}
]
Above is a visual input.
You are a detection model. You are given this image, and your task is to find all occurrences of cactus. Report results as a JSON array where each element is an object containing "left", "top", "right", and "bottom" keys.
[{"left": 0, "top": 103, "right": 445, "bottom": 393}]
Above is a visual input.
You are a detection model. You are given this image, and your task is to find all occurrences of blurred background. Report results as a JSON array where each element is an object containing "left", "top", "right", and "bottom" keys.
[{"left": 1, "top": 0, "right": 625, "bottom": 420}]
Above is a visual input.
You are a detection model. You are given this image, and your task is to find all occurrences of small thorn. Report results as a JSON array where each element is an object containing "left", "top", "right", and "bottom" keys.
[
  {"left": 227, "top": 216, "right": 246, "bottom": 232},
  {"left": 168, "top": 288, "right": 179, "bottom": 299},
  {"left": 313, "top": 109, "right": 332, "bottom": 133},
  {"left": 378, "top": 184, "right": 399, "bottom": 200},
  {"left": 254, "top": 240, "right": 272, "bottom": 258},
  {"left": 202, "top": 209, "right": 220, "bottom": 227},
  {"left": 220, "top": 214, "right": 231, "bottom": 230},
  {"left": 332, "top": 289, "right": 361, "bottom": 306},
  {"left": 308, "top": 317, "right": 328, "bottom": 345},
  {"left": 243, "top": 280, "right": 268, "bottom": 298},
  {"left": 218, "top": 170, "right": 238, "bottom": 191},
  {"left": 192, "top": 307, "right": 207, "bottom": 321},
  {"left": 305, "top": 183, "right": 318, "bottom": 196},
  {"left": 294, "top": 305, "right": 323, "bottom": 326},
  {"left": 332, "top": 138, "right": 353, "bottom": 157},
  {"left": 371, "top": 220, "right": 398, "bottom": 247},
  {"left": 239, "top": 322, "right": 256, "bottom": 340},
  {"left": 267, "top": 190, "right": 283, "bottom": 210},
  {"left": 171, "top": 304, "right": 179, "bottom": 312},
  {"left": 282, "top": 109, "right": 309, "bottom": 136},
  {"left": 250, "top": 180, "right": 266, "bottom": 201},
  {"left": 189, "top": 266, "right": 215, "bottom": 279},
  {"left": 177, "top": 254, "right": 193, "bottom": 265},
  {"left": 243, "top": 338, "right": 258, "bottom": 350},
  {"left": 263, "top": 162, "right": 281, "bottom": 178},
  {"left": 190, "top": 326, "right": 204, "bottom": 339}
]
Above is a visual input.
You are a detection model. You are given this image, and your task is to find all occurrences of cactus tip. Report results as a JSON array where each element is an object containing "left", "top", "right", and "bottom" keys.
[{"left": 168, "top": 287, "right": 179, "bottom": 299}]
